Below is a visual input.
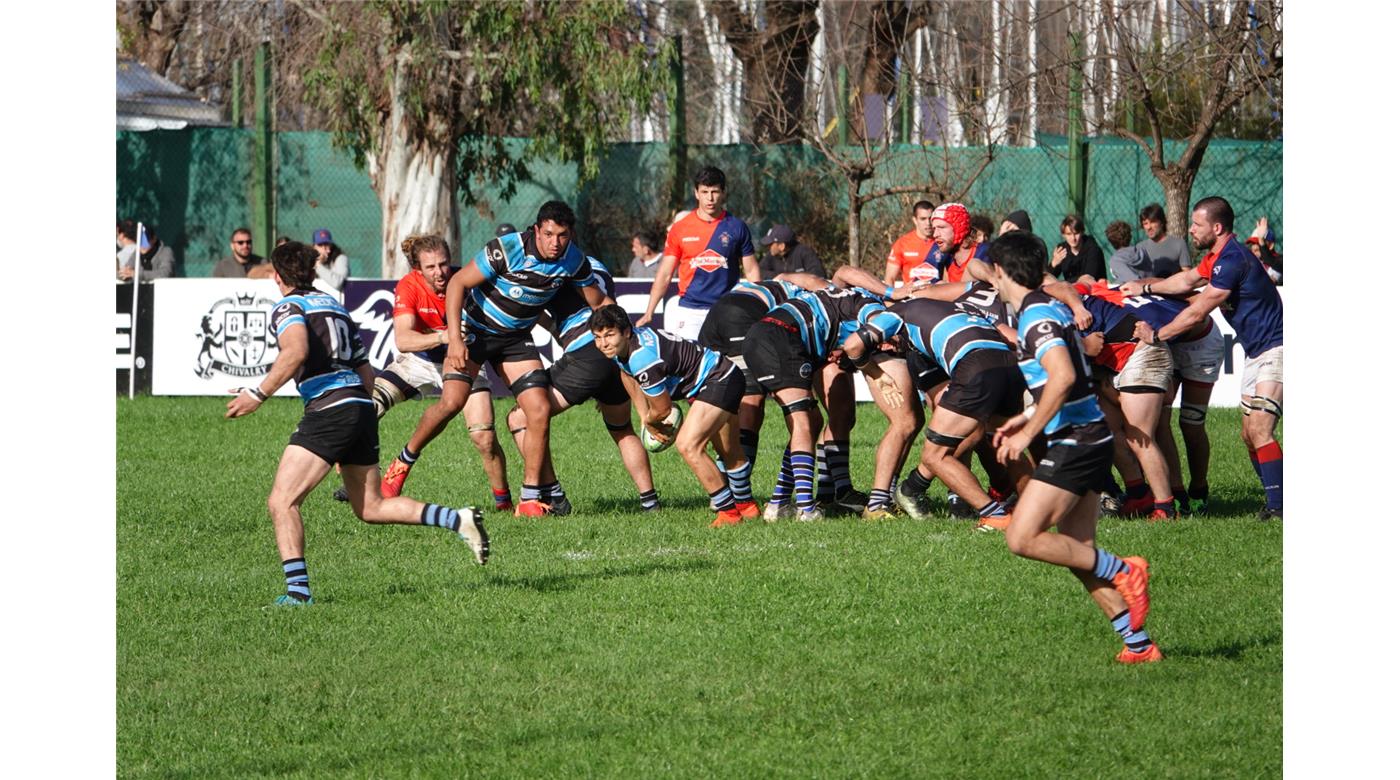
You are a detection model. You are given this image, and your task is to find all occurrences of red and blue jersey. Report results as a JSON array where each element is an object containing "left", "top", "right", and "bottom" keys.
[
  {"left": 1195, "top": 236, "right": 1283, "bottom": 358},
  {"left": 664, "top": 210, "right": 754, "bottom": 308},
  {"left": 934, "top": 241, "right": 989, "bottom": 283},
  {"left": 887, "top": 230, "right": 941, "bottom": 285}
]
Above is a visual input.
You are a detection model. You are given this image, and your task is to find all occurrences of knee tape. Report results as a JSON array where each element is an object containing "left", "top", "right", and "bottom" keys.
[
  {"left": 1179, "top": 402, "right": 1208, "bottom": 427},
  {"left": 371, "top": 379, "right": 407, "bottom": 416},
  {"left": 605, "top": 419, "right": 633, "bottom": 432},
  {"left": 466, "top": 422, "right": 495, "bottom": 434},
  {"left": 509, "top": 368, "right": 551, "bottom": 396},
  {"left": 924, "top": 428, "right": 967, "bottom": 448},
  {"left": 1243, "top": 395, "right": 1282, "bottom": 418},
  {"left": 780, "top": 397, "right": 815, "bottom": 416},
  {"left": 505, "top": 405, "right": 527, "bottom": 436}
]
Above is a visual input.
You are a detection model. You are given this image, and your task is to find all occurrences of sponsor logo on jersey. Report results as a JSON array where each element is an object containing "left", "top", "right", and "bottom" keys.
[
  {"left": 682, "top": 236, "right": 701, "bottom": 243},
  {"left": 193, "top": 292, "right": 280, "bottom": 379},
  {"left": 509, "top": 286, "right": 524, "bottom": 299},
  {"left": 690, "top": 249, "right": 726, "bottom": 272},
  {"left": 908, "top": 264, "right": 939, "bottom": 283}
]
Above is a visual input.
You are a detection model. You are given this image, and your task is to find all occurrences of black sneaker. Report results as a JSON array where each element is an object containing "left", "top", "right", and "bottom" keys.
[
  {"left": 332, "top": 486, "right": 350, "bottom": 503},
  {"left": 893, "top": 481, "right": 937, "bottom": 520},
  {"left": 1099, "top": 492, "right": 1123, "bottom": 516},
  {"left": 550, "top": 495, "right": 573, "bottom": 516},
  {"left": 832, "top": 488, "right": 869, "bottom": 514},
  {"left": 946, "top": 494, "right": 976, "bottom": 519}
]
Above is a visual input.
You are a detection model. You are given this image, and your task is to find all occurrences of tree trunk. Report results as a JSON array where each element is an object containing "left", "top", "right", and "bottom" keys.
[
  {"left": 368, "top": 52, "right": 460, "bottom": 278},
  {"left": 1154, "top": 163, "right": 1199, "bottom": 240}
]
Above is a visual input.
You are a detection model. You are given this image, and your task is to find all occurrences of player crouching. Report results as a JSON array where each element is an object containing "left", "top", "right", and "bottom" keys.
[
  {"left": 225, "top": 242, "right": 488, "bottom": 607},
  {"left": 589, "top": 304, "right": 754, "bottom": 527}
]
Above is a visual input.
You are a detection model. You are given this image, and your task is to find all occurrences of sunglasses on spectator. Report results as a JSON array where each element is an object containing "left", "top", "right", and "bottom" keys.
[{"left": 233, "top": 240, "right": 252, "bottom": 245}]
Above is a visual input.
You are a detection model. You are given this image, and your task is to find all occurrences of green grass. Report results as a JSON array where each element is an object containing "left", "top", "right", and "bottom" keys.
[{"left": 118, "top": 397, "right": 1280, "bottom": 777}]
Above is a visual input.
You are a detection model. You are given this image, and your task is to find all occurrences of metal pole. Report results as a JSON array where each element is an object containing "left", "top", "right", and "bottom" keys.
[
  {"left": 129, "top": 223, "right": 144, "bottom": 399},
  {"left": 1067, "top": 32, "right": 1086, "bottom": 218},
  {"left": 253, "top": 40, "right": 274, "bottom": 259}
]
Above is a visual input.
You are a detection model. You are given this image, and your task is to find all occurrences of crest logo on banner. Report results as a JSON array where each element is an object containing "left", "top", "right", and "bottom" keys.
[
  {"left": 345, "top": 289, "right": 398, "bottom": 369},
  {"left": 194, "top": 292, "right": 278, "bottom": 378}
]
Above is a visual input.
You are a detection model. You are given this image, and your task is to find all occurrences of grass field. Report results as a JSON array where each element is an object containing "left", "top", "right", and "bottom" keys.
[{"left": 117, "top": 396, "right": 1281, "bottom": 777}]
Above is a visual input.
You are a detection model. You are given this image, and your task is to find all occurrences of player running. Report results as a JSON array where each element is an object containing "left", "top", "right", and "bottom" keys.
[
  {"left": 588, "top": 304, "right": 752, "bottom": 528},
  {"left": 984, "top": 232, "right": 1160, "bottom": 664},
  {"left": 225, "top": 242, "right": 488, "bottom": 606}
]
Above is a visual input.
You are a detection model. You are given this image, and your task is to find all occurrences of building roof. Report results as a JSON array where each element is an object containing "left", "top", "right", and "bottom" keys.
[{"left": 117, "top": 55, "right": 224, "bottom": 131}]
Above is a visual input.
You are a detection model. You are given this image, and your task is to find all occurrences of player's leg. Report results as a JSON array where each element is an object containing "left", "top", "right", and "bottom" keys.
[
  {"left": 912, "top": 406, "right": 993, "bottom": 521},
  {"left": 266, "top": 444, "right": 334, "bottom": 604},
  {"left": 340, "top": 464, "right": 489, "bottom": 566},
  {"left": 1057, "top": 491, "right": 1162, "bottom": 662},
  {"left": 1179, "top": 379, "right": 1215, "bottom": 512},
  {"left": 1118, "top": 388, "right": 1175, "bottom": 518},
  {"left": 1243, "top": 376, "right": 1283, "bottom": 519},
  {"left": 862, "top": 356, "right": 919, "bottom": 520},
  {"left": 673, "top": 399, "right": 740, "bottom": 524},
  {"left": 599, "top": 400, "right": 659, "bottom": 510},
  {"left": 817, "top": 364, "right": 863, "bottom": 512},
  {"left": 371, "top": 352, "right": 435, "bottom": 420},
  {"left": 694, "top": 369, "right": 753, "bottom": 519},
  {"left": 383, "top": 366, "right": 476, "bottom": 497},
  {"left": 463, "top": 374, "right": 513, "bottom": 511},
  {"left": 497, "top": 357, "right": 553, "bottom": 515},
  {"left": 1154, "top": 379, "right": 1189, "bottom": 513}
]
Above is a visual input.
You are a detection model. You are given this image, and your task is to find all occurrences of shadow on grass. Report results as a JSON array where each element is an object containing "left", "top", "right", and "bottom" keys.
[
  {"left": 482, "top": 557, "right": 715, "bottom": 593},
  {"left": 1166, "top": 631, "right": 1282, "bottom": 660}
]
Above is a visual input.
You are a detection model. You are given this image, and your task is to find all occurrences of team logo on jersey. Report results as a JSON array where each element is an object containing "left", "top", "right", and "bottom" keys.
[
  {"left": 509, "top": 286, "right": 524, "bottom": 299},
  {"left": 799, "top": 362, "right": 813, "bottom": 379},
  {"left": 550, "top": 278, "right": 563, "bottom": 288},
  {"left": 720, "top": 231, "right": 731, "bottom": 247},
  {"left": 193, "top": 292, "right": 279, "bottom": 379},
  {"left": 524, "top": 257, "right": 537, "bottom": 269},
  {"left": 1036, "top": 321, "right": 1054, "bottom": 335},
  {"left": 690, "top": 249, "right": 726, "bottom": 273}
]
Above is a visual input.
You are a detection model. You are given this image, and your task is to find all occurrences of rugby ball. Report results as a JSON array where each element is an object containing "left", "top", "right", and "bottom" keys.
[{"left": 642, "top": 406, "right": 684, "bottom": 453}]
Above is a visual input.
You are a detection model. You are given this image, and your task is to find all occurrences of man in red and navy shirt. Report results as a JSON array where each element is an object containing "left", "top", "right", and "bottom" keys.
[
  {"left": 1120, "top": 196, "right": 1284, "bottom": 520},
  {"left": 640, "top": 166, "right": 759, "bottom": 341}
]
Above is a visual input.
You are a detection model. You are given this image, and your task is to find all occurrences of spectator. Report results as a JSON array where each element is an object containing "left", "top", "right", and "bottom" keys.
[
  {"left": 758, "top": 224, "right": 824, "bottom": 279},
  {"left": 1104, "top": 220, "right": 1158, "bottom": 284},
  {"left": 969, "top": 213, "right": 996, "bottom": 244},
  {"left": 998, "top": 209, "right": 1033, "bottom": 236},
  {"left": 119, "top": 224, "right": 175, "bottom": 281},
  {"left": 213, "top": 227, "right": 271, "bottom": 278},
  {"left": 1135, "top": 203, "right": 1193, "bottom": 271},
  {"left": 627, "top": 229, "right": 663, "bottom": 278},
  {"left": 1245, "top": 216, "right": 1282, "bottom": 285},
  {"left": 312, "top": 228, "right": 350, "bottom": 293},
  {"left": 1051, "top": 214, "right": 1106, "bottom": 282},
  {"left": 116, "top": 219, "right": 139, "bottom": 279}
]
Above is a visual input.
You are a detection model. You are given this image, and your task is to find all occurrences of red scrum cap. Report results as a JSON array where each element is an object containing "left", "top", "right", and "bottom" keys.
[{"left": 932, "top": 202, "right": 970, "bottom": 245}]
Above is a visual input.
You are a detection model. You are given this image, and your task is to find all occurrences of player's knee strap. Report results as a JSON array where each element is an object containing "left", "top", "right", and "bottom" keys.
[
  {"left": 1179, "top": 402, "right": 1208, "bottom": 427},
  {"left": 780, "top": 397, "right": 815, "bottom": 416},
  {"left": 466, "top": 422, "right": 495, "bottom": 433},
  {"left": 509, "top": 369, "right": 551, "bottom": 396},
  {"left": 1243, "top": 395, "right": 1282, "bottom": 418},
  {"left": 605, "top": 419, "right": 632, "bottom": 432},
  {"left": 924, "top": 428, "right": 967, "bottom": 448},
  {"left": 371, "top": 378, "right": 407, "bottom": 411}
]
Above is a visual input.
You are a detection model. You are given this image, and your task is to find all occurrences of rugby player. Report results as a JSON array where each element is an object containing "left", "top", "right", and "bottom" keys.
[
  {"left": 382, "top": 201, "right": 606, "bottom": 517},
  {"left": 984, "top": 232, "right": 1159, "bottom": 664},
  {"left": 1121, "top": 196, "right": 1283, "bottom": 520},
  {"left": 883, "top": 200, "right": 940, "bottom": 287},
  {"left": 929, "top": 202, "right": 989, "bottom": 284},
  {"left": 225, "top": 242, "right": 488, "bottom": 606},
  {"left": 638, "top": 166, "right": 759, "bottom": 341},
  {"left": 588, "top": 304, "right": 752, "bottom": 528}
]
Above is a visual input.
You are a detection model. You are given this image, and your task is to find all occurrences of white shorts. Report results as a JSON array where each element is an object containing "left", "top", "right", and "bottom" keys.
[
  {"left": 667, "top": 301, "right": 711, "bottom": 342},
  {"left": 1241, "top": 344, "right": 1283, "bottom": 396},
  {"left": 381, "top": 351, "right": 444, "bottom": 393},
  {"left": 1170, "top": 319, "right": 1225, "bottom": 385},
  {"left": 1115, "top": 342, "right": 1174, "bottom": 392}
]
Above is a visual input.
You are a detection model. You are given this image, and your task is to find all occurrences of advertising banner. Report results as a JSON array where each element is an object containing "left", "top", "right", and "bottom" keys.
[{"left": 115, "top": 283, "right": 154, "bottom": 395}]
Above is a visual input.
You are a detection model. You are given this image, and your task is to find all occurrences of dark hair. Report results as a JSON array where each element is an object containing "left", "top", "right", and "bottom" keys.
[
  {"left": 912, "top": 200, "right": 935, "bottom": 215},
  {"left": 632, "top": 229, "right": 661, "bottom": 253},
  {"left": 693, "top": 165, "right": 727, "bottom": 190},
  {"left": 400, "top": 234, "right": 451, "bottom": 270},
  {"left": 970, "top": 213, "right": 995, "bottom": 239},
  {"left": 1105, "top": 220, "right": 1133, "bottom": 249},
  {"left": 535, "top": 200, "right": 576, "bottom": 229},
  {"left": 275, "top": 236, "right": 292, "bottom": 247},
  {"left": 1059, "top": 215, "right": 1086, "bottom": 235},
  {"left": 1138, "top": 203, "right": 1166, "bottom": 225},
  {"left": 987, "top": 232, "right": 1049, "bottom": 290},
  {"left": 1192, "top": 196, "right": 1235, "bottom": 233},
  {"left": 230, "top": 226, "right": 252, "bottom": 241},
  {"left": 270, "top": 241, "right": 319, "bottom": 289},
  {"left": 588, "top": 303, "right": 634, "bottom": 334},
  {"left": 117, "top": 219, "right": 139, "bottom": 242}
]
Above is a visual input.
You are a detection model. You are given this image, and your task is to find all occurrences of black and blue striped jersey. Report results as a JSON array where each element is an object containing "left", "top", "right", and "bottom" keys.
[
  {"left": 728, "top": 279, "right": 805, "bottom": 309},
  {"left": 1014, "top": 290, "right": 1105, "bottom": 442},
  {"left": 954, "top": 280, "right": 1016, "bottom": 329},
  {"left": 270, "top": 289, "right": 371, "bottom": 411},
  {"left": 771, "top": 287, "right": 903, "bottom": 360},
  {"left": 617, "top": 326, "right": 728, "bottom": 400},
  {"left": 888, "top": 298, "right": 1011, "bottom": 376},
  {"left": 462, "top": 229, "right": 597, "bottom": 335},
  {"left": 548, "top": 256, "right": 615, "bottom": 354}
]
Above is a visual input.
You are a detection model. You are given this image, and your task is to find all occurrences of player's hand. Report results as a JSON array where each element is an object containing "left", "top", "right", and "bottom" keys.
[
  {"left": 993, "top": 416, "right": 1029, "bottom": 464},
  {"left": 225, "top": 388, "right": 262, "bottom": 418},
  {"left": 1118, "top": 280, "right": 1146, "bottom": 296},
  {"left": 637, "top": 311, "right": 653, "bottom": 327},
  {"left": 1080, "top": 331, "right": 1105, "bottom": 357},
  {"left": 827, "top": 348, "right": 846, "bottom": 365},
  {"left": 873, "top": 374, "right": 905, "bottom": 408},
  {"left": 1132, "top": 320, "right": 1156, "bottom": 344},
  {"left": 444, "top": 341, "right": 466, "bottom": 373},
  {"left": 1251, "top": 216, "right": 1270, "bottom": 241},
  {"left": 1052, "top": 246, "right": 1068, "bottom": 267},
  {"left": 646, "top": 421, "right": 674, "bottom": 445},
  {"left": 117, "top": 266, "right": 134, "bottom": 281},
  {"left": 1072, "top": 306, "right": 1093, "bottom": 330}
]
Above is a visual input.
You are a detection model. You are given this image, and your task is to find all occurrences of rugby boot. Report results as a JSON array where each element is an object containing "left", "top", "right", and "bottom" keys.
[
  {"left": 735, "top": 501, "right": 760, "bottom": 519},
  {"left": 946, "top": 494, "right": 976, "bottom": 518},
  {"left": 455, "top": 506, "right": 490, "bottom": 565},
  {"left": 710, "top": 508, "right": 744, "bottom": 528},
  {"left": 514, "top": 499, "right": 552, "bottom": 518},
  {"left": 796, "top": 507, "right": 825, "bottom": 523},
  {"left": 380, "top": 457, "right": 413, "bottom": 499},
  {"left": 1118, "top": 495, "right": 1154, "bottom": 518},
  {"left": 549, "top": 495, "right": 573, "bottom": 517},
  {"left": 1146, "top": 508, "right": 1178, "bottom": 522},
  {"left": 861, "top": 505, "right": 896, "bottom": 522},
  {"left": 1099, "top": 492, "right": 1123, "bottom": 516},
  {"left": 1112, "top": 556, "right": 1152, "bottom": 631},
  {"left": 332, "top": 486, "right": 350, "bottom": 503},
  {"left": 272, "top": 594, "right": 313, "bottom": 607},
  {"left": 1116, "top": 643, "right": 1164, "bottom": 664},
  {"left": 893, "top": 481, "right": 937, "bottom": 520},
  {"left": 975, "top": 514, "right": 1012, "bottom": 533},
  {"left": 832, "top": 488, "right": 870, "bottom": 515},
  {"left": 763, "top": 502, "right": 795, "bottom": 523}
]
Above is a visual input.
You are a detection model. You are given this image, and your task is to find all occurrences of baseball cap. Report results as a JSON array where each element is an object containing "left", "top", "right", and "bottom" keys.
[
  {"left": 495, "top": 223, "right": 517, "bottom": 237},
  {"left": 759, "top": 224, "right": 796, "bottom": 246},
  {"left": 312, "top": 228, "right": 333, "bottom": 245}
]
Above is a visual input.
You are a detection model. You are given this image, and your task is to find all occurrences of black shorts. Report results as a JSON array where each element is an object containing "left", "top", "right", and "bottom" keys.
[
  {"left": 289, "top": 400, "right": 380, "bottom": 467},
  {"left": 742, "top": 319, "right": 815, "bottom": 393},
  {"left": 1032, "top": 430, "right": 1114, "bottom": 496},
  {"left": 908, "top": 349, "right": 948, "bottom": 393},
  {"left": 699, "top": 296, "right": 769, "bottom": 395},
  {"left": 939, "top": 349, "right": 1025, "bottom": 420},
  {"left": 690, "top": 363, "right": 745, "bottom": 415},
  {"left": 460, "top": 327, "right": 541, "bottom": 370},
  {"left": 549, "top": 343, "right": 629, "bottom": 407}
]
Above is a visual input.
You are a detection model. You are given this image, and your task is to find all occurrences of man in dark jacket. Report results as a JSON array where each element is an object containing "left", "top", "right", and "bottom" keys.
[{"left": 758, "top": 224, "right": 824, "bottom": 280}]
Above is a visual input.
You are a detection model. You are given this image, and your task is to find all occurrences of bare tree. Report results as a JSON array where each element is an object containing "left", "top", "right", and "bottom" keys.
[{"left": 706, "top": 0, "right": 821, "bottom": 144}]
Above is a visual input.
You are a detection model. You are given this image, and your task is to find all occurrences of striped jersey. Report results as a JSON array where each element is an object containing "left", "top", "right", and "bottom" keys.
[
  {"left": 888, "top": 298, "right": 1010, "bottom": 376},
  {"left": 616, "top": 326, "right": 730, "bottom": 400},
  {"left": 954, "top": 280, "right": 1016, "bottom": 328},
  {"left": 463, "top": 229, "right": 596, "bottom": 335},
  {"left": 548, "top": 256, "right": 615, "bottom": 354},
  {"left": 270, "top": 289, "right": 371, "bottom": 411},
  {"left": 771, "top": 287, "right": 904, "bottom": 360},
  {"left": 728, "top": 279, "right": 805, "bottom": 310},
  {"left": 1014, "top": 290, "right": 1105, "bottom": 441},
  {"left": 664, "top": 210, "right": 755, "bottom": 308}
]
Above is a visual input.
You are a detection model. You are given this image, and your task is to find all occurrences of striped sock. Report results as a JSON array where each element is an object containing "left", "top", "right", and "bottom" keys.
[
  {"left": 1153, "top": 500, "right": 1175, "bottom": 515},
  {"left": 542, "top": 481, "right": 565, "bottom": 501},
  {"left": 520, "top": 484, "right": 541, "bottom": 502},
  {"left": 399, "top": 446, "right": 419, "bottom": 465},
  {"left": 419, "top": 504, "right": 461, "bottom": 532},
  {"left": 1246, "top": 445, "right": 1264, "bottom": 482},
  {"left": 978, "top": 500, "right": 1008, "bottom": 517},
  {"left": 282, "top": 558, "right": 311, "bottom": 602},
  {"left": 791, "top": 451, "right": 816, "bottom": 511},
  {"left": 638, "top": 489, "right": 660, "bottom": 511},
  {"left": 1092, "top": 548, "right": 1128, "bottom": 581},
  {"left": 739, "top": 429, "right": 759, "bottom": 467},
  {"left": 829, "top": 441, "right": 852, "bottom": 493},
  {"left": 492, "top": 488, "right": 512, "bottom": 510},
  {"left": 814, "top": 447, "right": 834, "bottom": 502},
  {"left": 867, "top": 488, "right": 891, "bottom": 511},
  {"left": 727, "top": 462, "right": 753, "bottom": 503},
  {"left": 709, "top": 485, "right": 736, "bottom": 512},
  {"left": 1111, "top": 609, "right": 1153, "bottom": 652},
  {"left": 1256, "top": 441, "right": 1283, "bottom": 510},
  {"left": 769, "top": 449, "right": 795, "bottom": 505}
]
